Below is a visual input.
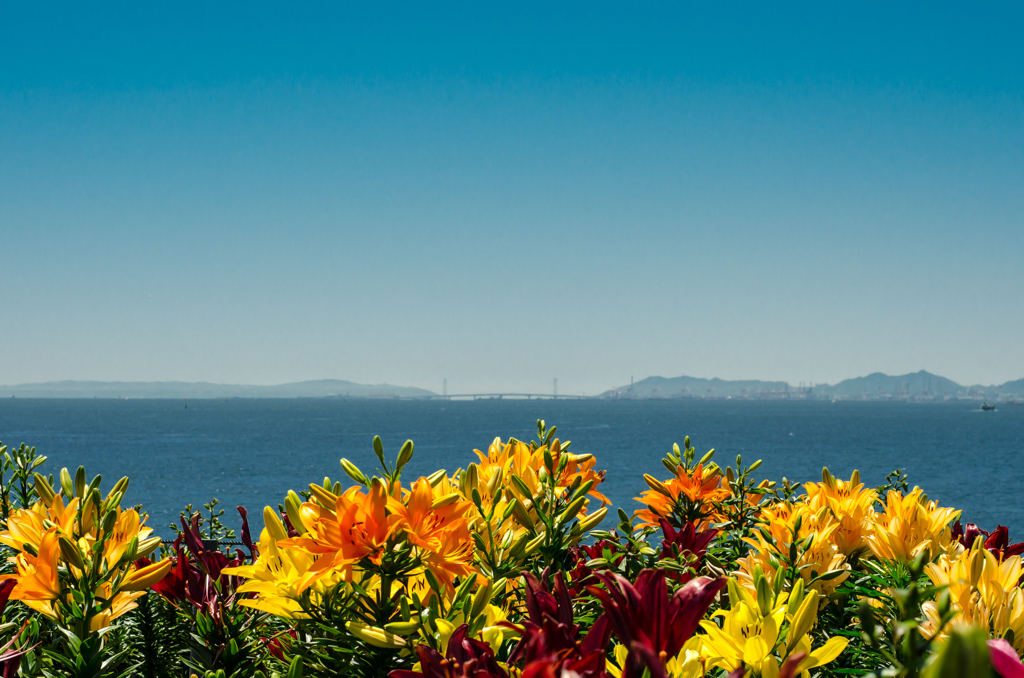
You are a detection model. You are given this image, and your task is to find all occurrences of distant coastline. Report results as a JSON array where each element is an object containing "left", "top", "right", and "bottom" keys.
[
  {"left": 0, "top": 379, "right": 434, "bottom": 400},
  {"left": 2, "top": 370, "right": 1023, "bottom": 402},
  {"left": 600, "top": 370, "right": 1024, "bottom": 402}
]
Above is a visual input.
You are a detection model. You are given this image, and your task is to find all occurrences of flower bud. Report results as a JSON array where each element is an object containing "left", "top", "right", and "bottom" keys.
[
  {"left": 309, "top": 483, "right": 339, "bottom": 508},
  {"left": 60, "top": 467, "right": 75, "bottom": 498},
  {"left": 464, "top": 463, "right": 480, "bottom": 492},
  {"left": 109, "top": 476, "right": 130, "bottom": 499},
  {"left": 33, "top": 473, "right": 56, "bottom": 504},
  {"left": 396, "top": 440, "right": 414, "bottom": 470},
  {"left": 347, "top": 622, "right": 407, "bottom": 648},
  {"left": 542, "top": 447, "right": 554, "bottom": 474},
  {"left": 137, "top": 536, "right": 162, "bottom": 559},
  {"left": 102, "top": 490, "right": 124, "bottom": 516},
  {"left": 511, "top": 499, "right": 536, "bottom": 532},
  {"left": 786, "top": 578, "right": 806, "bottom": 617},
  {"left": 470, "top": 581, "right": 493, "bottom": 619},
  {"left": 557, "top": 496, "right": 586, "bottom": 526},
  {"left": 73, "top": 467, "right": 86, "bottom": 497},
  {"left": 383, "top": 620, "right": 421, "bottom": 635},
  {"left": 430, "top": 493, "right": 461, "bottom": 509},
  {"left": 509, "top": 473, "right": 532, "bottom": 500},
  {"left": 969, "top": 549, "right": 984, "bottom": 587},
  {"left": 121, "top": 558, "right": 173, "bottom": 591},
  {"left": 577, "top": 507, "right": 608, "bottom": 533},
  {"left": 59, "top": 535, "right": 87, "bottom": 571},
  {"left": 486, "top": 466, "right": 504, "bottom": 497},
  {"left": 123, "top": 535, "right": 139, "bottom": 563},
  {"left": 285, "top": 492, "right": 307, "bottom": 535},
  {"left": 264, "top": 506, "right": 289, "bottom": 542},
  {"left": 372, "top": 436, "right": 386, "bottom": 467},
  {"left": 101, "top": 509, "right": 118, "bottom": 535},
  {"left": 340, "top": 459, "right": 368, "bottom": 485},
  {"left": 643, "top": 474, "right": 672, "bottom": 497},
  {"left": 426, "top": 469, "right": 448, "bottom": 486},
  {"left": 507, "top": 532, "right": 530, "bottom": 557},
  {"left": 524, "top": 533, "right": 546, "bottom": 555},
  {"left": 756, "top": 575, "right": 773, "bottom": 616}
]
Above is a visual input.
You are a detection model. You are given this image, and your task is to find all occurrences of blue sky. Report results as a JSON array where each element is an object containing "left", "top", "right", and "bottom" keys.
[{"left": 2, "top": 2, "right": 1022, "bottom": 394}]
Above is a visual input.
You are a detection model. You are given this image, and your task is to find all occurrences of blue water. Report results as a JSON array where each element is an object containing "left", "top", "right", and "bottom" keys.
[{"left": 0, "top": 399, "right": 1021, "bottom": 538}]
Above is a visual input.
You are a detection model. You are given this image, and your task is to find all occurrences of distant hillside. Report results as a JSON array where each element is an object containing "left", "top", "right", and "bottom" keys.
[
  {"left": 0, "top": 380, "right": 436, "bottom": 399},
  {"left": 601, "top": 370, "right": 1024, "bottom": 400},
  {"left": 600, "top": 375, "right": 790, "bottom": 399},
  {"left": 998, "top": 378, "right": 1024, "bottom": 395},
  {"left": 818, "top": 371, "right": 963, "bottom": 397}
]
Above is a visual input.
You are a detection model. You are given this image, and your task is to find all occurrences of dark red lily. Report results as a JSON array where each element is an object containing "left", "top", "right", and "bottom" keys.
[
  {"left": 587, "top": 570, "right": 725, "bottom": 678},
  {"left": 505, "top": 571, "right": 611, "bottom": 678},
  {"left": 565, "top": 540, "right": 622, "bottom": 596},
  {"left": 390, "top": 624, "right": 507, "bottom": 678},
  {"left": 150, "top": 507, "right": 257, "bottom": 618},
  {"left": 139, "top": 550, "right": 188, "bottom": 603},
  {"left": 658, "top": 519, "right": 717, "bottom": 583},
  {"left": 0, "top": 579, "right": 34, "bottom": 677},
  {"left": 952, "top": 521, "right": 1024, "bottom": 561}
]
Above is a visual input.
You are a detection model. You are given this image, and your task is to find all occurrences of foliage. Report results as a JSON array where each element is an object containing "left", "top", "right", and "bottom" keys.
[{"left": 0, "top": 424, "right": 1020, "bottom": 678}]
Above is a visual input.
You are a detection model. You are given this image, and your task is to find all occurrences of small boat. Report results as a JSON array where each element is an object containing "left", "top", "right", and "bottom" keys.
[{"left": 980, "top": 402, "right": 996, "bottom": 411}]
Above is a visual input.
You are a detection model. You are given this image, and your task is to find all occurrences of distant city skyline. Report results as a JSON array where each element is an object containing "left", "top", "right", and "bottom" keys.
[{"left": 2, "top": 3, "right": 1022, "bottom": 395}]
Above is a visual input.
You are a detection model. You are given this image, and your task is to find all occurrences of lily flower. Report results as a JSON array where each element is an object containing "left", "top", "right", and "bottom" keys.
[
  {"left": 802, "top": 469, "right": 877, "bottom": 556},
  {"left": 989, "top": 639, "right": 1024, "bottom": 678},
  {"left": 587, "top": 570, "right": 725, "bottom": 678},
  {"left": 634, "top": 464, "right": 731, "bottom": 529},
  {"left": 390, "top": 624, "right": 507, "bottom": 678},
  {"left": 700, "top": 578, "right": 848, "bottom": 677},
  {"left": 866, "top": 488, "right": 960, "bottom": 563},
  {"left": 505, "top": 571, "right": 611, "bottom": 678},
  {"left": 736, "top": 501, "right": 850, "bottom": 601},
  {"left": 952, "top": 521, "right": 1024, "bottom": 562},
  {"left": 921, "top": 540, "right": 1024, "bottom": 655},
  {"left": 659, "top": 519, "right": 717, "bottom": 583}
]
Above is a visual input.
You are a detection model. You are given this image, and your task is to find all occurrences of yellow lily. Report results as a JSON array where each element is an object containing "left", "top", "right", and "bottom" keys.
[
  {"left": 866, "top": 488, "right": 959, "bottom": 563},
  {"left": 700, "top": 579, "right": 848, "bottom": 677},
  {"left": 921, "top": 540, "right": 1024, "bottom": 654}
]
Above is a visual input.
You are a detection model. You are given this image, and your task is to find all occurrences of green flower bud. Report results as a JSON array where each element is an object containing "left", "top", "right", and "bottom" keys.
[{"left": 396, "top": 440, "right": 414, "bottom": 470}]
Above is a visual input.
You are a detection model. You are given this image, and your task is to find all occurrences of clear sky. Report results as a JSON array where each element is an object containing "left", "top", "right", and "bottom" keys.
[{"left": 2, "top": 2, "right": 1022, "bottom": 394}]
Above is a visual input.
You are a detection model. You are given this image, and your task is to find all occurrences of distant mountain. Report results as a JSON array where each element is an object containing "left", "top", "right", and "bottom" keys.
[
  {"left": 818, "top": 371, "right": 963, "bottom": 398},
  {"left": 998, "top": 378, "right": 1024, "bottom": 395},
  {"left": 0, "top": 380, "right": 436, "bottom": 399},
  {"left": 600, "top": 375, "right": 790, "bottom": 399},
  {"left": 601, "top": 370, "right": 1024, "bottom": 400}
]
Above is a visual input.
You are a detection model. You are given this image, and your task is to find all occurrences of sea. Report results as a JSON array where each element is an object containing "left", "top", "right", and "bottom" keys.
[{"left": 0, "top": 398, "right": 1021, "bottom": 539}]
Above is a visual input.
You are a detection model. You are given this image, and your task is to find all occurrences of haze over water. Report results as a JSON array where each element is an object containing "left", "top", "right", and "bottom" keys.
[{"left": 1, "top": 398, "right": 1020, "bottom": 539}]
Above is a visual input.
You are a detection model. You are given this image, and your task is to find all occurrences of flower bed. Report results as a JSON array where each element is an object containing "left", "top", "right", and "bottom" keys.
[{"left": 0, "top": 421, "right": 1021, "bottom": 678}]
